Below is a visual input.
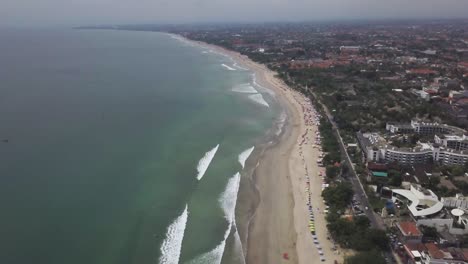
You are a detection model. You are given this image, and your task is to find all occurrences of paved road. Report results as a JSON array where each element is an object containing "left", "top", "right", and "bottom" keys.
[
  {"left": 310, "top": 92, "right": 399, "bottom": 263},
  {"left": 312, "top": 93, "right": 383, "bottom": 230}
]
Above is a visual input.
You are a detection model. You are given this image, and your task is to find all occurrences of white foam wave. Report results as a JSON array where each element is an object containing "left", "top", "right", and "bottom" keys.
[
  {"left": 196, "top": 144, "right": 220, "bottom": 180},
  {"left": 232, "top": 83, "right": 258, "bottom": 94},
  {"left": 159, "top": 205, "right": 189, "bottom": 264},
  {"left": 208, "top": 50, "right": 231, "bottom": 60},
  {"left": 187, "top": 222, "right": 232, "bottom": 264},
  {"left": 233, "top": 63, "right": 249, "bottom": 71},
  {"left": 221, "top": 64, "right": 237, "bottom": 71},
  {"left": 252, "top": 74, "right": 276, "bottom": 97},
  {"left": 220, "top": 172, "right": 241, "bottom": 221},
  {"left": 248, "top": 94, "right": 270, "bottom": 107},
  {"left": 186, "top": 173, "right": 241, "bottom": 264},
  {"left": 238, "top": 146, "right": 255, "bottom": 168}
]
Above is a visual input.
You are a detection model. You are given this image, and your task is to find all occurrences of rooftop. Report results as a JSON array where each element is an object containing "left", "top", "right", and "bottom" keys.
[
  {"left": 372, "top": 171, "right": 388, "bottom": 177},
  {"left": 398, "top": 221, "right": 422, "bottom": 236},
  {"left": 393, "top": 185, "right": 444, "bottom": 217}
]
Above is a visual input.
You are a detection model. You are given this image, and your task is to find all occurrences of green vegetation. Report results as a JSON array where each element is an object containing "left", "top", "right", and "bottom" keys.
[
  {"left": 390, "top": 134, "right": 419, "bottom": 149},
  {"left": 388, "top": 169, "right": 403, "bottom": 187},
  {"left": 420, "top": 225, "right": 438, "bottom": 241},
  {"left": 345, "top": 250, "right": 387, "bottom": 264},
  {"left": 442, "top": 165, "right": 466, "bottom": 177},
  {"left": 367, "top": 190, "right": 386, "bottom": 211},
  {"left": 323, "top": 183, "right": 389, "bottom": 254},
  {"left": 322, "top": 182, "right": 353, "bottom": 211},
  {"left": 326, "top": 213, "right": 389, "bottom": 251},
  {"left": 283, "top": 66, "right": 457, "bottom": 133},
  {"left": 319, "top": 117, "right": 341, "bottom": 166},
  {"left": 326, "top": 165, "right": 340, "bottom": 179},
  {"left": 452, "top": 180, "right": 468, "bottom": 195}
]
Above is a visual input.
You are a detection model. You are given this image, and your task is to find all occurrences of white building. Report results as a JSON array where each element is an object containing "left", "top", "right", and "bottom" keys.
[
  {"left": 357, "top": 120, "right": 468, "bottom": 166},
  {"left": 392, "top": 185, "right": 444, "bottom": 219}
]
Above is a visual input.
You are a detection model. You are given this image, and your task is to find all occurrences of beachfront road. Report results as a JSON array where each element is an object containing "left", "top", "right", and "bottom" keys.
[
  {"left": 311, "top": 90, "right": 397, "bottom": 263},
  {"left": 310, "top": 91, "right": 383, "bottom": 229}
]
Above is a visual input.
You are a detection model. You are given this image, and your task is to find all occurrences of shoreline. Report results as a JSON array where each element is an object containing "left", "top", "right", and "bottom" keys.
[{"left": 172, "top": 33, "right": 343, "bottom": 264}]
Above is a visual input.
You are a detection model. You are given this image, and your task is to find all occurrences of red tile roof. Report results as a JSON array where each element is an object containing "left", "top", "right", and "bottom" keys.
[
  {"left": 461, "top": 249, "right": 468, "bottom": 261},
  {"left": 368, "top": 162, "right": 388, "bottom": 172},
  {"left": 408, "top": 69, "right": 438, "bottom": 75},
  {"left": 398, "top": 221, "right": 422, "bottom": 236},
  {"left": 458, "top": 62, "right": 468, "bottom": 69},
  {"left": 425, "top": 243, "right": 445, "bottom": 259},
  {"left": 425, "top": 89, "right": 438, "bottom": 95}
]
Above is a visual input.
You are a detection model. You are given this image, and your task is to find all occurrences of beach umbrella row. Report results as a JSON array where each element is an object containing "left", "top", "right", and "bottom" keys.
[{"left": 292, "top": 90, "right": 327, "bottom": 262}]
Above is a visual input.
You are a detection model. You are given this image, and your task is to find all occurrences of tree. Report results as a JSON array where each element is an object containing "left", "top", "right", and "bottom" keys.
[
  {"left": 326, "top": 165, "right": 340, "bottom": 179},
  {"left": 427, "top": 176, "right": 441, "bottom": 189},
  {"left": 365, "top": 229, "right": 389, "bottom": 250},
  {"left": 345, "top": 250, "right": 386, "bottom": 264},
  {"left": 322, "top": 182, "right": 354, "bottom": 211},
  {"left": 389, "top": 174, "right": 402, "bottom": 187},
  {"left": 420, "top": 225, "right": 438, "bottom": 242},
  {"left": 452, "top": 166, "right": 465, "bottom": 177},
  {"left": 388, "top": 169, "right": 402, "bottom": 187},
  {"left": 354, "top": 215, "right": 371, "bottom": 229}
]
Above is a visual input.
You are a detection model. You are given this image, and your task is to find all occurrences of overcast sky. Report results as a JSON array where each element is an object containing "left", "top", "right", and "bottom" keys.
[{"left": 1, "top": 0, "right": 468, "bottom": 26}]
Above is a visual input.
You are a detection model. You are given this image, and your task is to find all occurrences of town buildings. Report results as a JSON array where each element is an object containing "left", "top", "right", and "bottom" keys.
[{"left": 357, "top": 120, "right": 468, "bottom": 166}]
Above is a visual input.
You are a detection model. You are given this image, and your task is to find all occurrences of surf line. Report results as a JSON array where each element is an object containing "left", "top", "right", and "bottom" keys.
[
  {"left": 238, "top": 146, "right": 255, "bottom": 169},
  {"left": 159, "top": 204, "right": 189, "bottom": 264},
  {"left": 221, "top": 64, "right": 237, "bottom": 71},
  {"left": 186, "top": 172, "right": 241, "bottom": 264},
  {"left": 196, "top": 144, "right": 220, "bottom": 180}
]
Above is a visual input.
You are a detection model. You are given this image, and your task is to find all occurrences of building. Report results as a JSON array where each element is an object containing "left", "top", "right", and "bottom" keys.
[
  {"left": 357, "top": 120, "right": 468, "bottom": 166},
  {"left": 357, "top": 132, "right": 387, "bottom": 163},
  {"left": 386, "top": 120, "right": 465, "bottom": 136},
  {"left": 434, "top": 147, "right": 468, "bottom": 166},
  {"left": 384, "top": 145, "right": 434, "bottom": 165},
  {"left": 435, "top": 134, "right": 468, "bottom": 151},
  {"left": 386, "top": 122, "right": 415, "bottom": 134},
  {"left": 442, "top": 194, "right": 468, "bottom": 211},
  {"left": 410, "top": 120, "right": 465, "bottom": 136},
  {"left": 392, "top": 185, "right": 444, "bottom": 219},
  {"left": 403, "top": 241, "right": 468, "bottom": 264},
  {"left": 397, "top": 221, "right": 423, "bottom": 242}
]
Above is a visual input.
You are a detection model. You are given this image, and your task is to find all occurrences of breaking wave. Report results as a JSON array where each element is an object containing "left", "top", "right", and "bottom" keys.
[
  {"left": 196, "top": 144, "right": 220, "bottom": 180},
  {"left": 187, "top": 222, "right": 232, "bottom": 264},
  {"left": 168, "top": 34, "right": 196, "bottom": 47},
  {"left": 248, "top": 93, "right": 270, "bottom": 107},
  {"left": 232, "top": 83, "right": 258, "bottom": 94},
  {"left": 159, "top": 205, "right": 189, "bottom": 264},
  {"left": 252, "top": 74, "right": 276, "bottom": 97},
  {"left": 221, "top": 64, "right": 237, "bottom": 71},
  {"left": 233, "top": 63, "right": 249, "bottom": 71},
  {"left": 238, "top": 146, "right": 255, "bottom": 168},
  {"left": 186, "top": 173, "right": 241, "bottom": 264},
  {"left": 220, "top": 172, "right": 241, "bottom": 222}
]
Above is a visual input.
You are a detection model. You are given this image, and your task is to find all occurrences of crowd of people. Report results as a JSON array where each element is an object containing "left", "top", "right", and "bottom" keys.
[{"left": 291, "top": 92, "right": 331, "bottom": 261}]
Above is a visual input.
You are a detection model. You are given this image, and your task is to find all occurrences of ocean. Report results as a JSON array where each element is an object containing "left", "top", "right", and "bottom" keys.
[{"left": 0, "top": 29, "right": 280, "bottom": 264}]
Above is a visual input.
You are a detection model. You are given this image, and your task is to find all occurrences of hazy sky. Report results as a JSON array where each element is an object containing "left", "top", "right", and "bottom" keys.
[{"left": 1, "top": 0, "right": 468, "bottom": 26}]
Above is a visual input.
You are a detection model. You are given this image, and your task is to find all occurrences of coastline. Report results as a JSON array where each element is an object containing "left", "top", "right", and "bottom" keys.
[{"left": 173, "top": 33, "right": 343, "bottom": 264}]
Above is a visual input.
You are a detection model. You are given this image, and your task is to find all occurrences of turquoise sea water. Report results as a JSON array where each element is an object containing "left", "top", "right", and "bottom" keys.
[{"left": 0, "top": 29, "right": 279, "bottom": 264}]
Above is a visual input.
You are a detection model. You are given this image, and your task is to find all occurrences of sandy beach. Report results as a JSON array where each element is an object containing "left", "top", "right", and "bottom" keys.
[{"left": 180, "top": 34, "right": 344, "bottom": 264}]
